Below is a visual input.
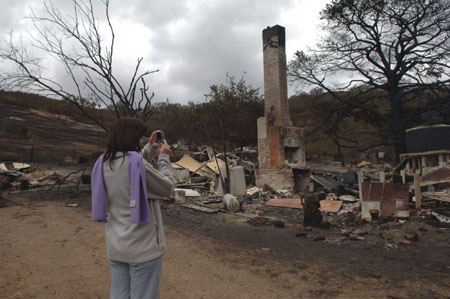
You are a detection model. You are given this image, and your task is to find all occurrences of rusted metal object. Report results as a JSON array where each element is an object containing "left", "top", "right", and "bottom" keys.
[
  {"left": 361, "top": 182, "right": 409, "bottom": 218},
  {"left": 266, "top": 198, "right": 303, "bottom": 209},
  {"left": 302, "top": 194, "right": 322, "bottom": 227}
]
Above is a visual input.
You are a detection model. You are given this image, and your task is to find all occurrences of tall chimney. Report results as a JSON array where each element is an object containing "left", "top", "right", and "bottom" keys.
[
  {"left": 262, "top": 25, "right": 292, "bottom": 127},
  {"left": 256, "top": 25, "right": 307, "bottom": 191}
]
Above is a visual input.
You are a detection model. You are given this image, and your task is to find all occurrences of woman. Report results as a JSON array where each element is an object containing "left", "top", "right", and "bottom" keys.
[{"left": 91, "top": 118, "right": 174, "bottom": 299}]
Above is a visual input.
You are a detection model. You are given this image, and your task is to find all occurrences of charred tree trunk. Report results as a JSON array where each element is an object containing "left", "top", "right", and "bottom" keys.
[{"left": 389, "top": 87, "right": 407, "bottom": 163}]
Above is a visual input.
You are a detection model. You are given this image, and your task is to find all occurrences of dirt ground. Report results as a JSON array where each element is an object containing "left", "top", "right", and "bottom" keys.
[{"left": 1, "top": 192, "right": 450, "bottom": 299}]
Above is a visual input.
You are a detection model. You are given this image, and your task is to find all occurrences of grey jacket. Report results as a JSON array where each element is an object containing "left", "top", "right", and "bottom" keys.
[{"left": 103, "top": 144, "right": 174, "bottom": 263}]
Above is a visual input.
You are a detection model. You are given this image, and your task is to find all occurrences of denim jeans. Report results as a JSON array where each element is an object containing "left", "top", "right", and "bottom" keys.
[{"left": 109, "top": 255, "right": 163, "bottom": 299}]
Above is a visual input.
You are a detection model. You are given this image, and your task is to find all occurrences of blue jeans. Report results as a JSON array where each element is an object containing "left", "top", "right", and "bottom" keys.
[{"left": 109, "top": 256, "right": 163, "bottom": 299}]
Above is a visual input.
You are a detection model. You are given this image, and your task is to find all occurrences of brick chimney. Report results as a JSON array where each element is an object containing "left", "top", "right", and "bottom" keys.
[
  {"left": 263, "top": 25, "right": 292, "bottom": 128},
  {"left": 256, "top": 25, "right": 308, "bottom": 191}
]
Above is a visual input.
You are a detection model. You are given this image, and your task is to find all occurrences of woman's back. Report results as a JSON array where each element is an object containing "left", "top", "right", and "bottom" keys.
[{"left": 103, "top": 153, "right": 167, "bottom": 264}]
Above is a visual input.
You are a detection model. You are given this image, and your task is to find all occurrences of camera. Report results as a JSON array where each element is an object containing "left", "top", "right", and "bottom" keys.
[{"left": 156, "top": 131, "right": 165, "bottom": 144}]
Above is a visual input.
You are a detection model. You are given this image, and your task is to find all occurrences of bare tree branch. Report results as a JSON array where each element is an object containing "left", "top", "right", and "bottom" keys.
[{"left": 0, "top": 0, "right": 158, "bottom": 131}]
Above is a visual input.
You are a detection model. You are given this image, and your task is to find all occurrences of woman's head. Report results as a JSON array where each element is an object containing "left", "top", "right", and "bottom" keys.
[{"left": 104, "top": 118, "right": 147, "bottom": 161}]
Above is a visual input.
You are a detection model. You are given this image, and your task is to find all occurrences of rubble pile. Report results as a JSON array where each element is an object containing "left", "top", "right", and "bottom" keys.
[
  {"left": 0, "top": 162, "right": 90, "bottom": 204},
  {"left": 170, "top": 150, "right": 450, "bottom": 246},
  {"left": 2, "top": 145, "right": 449, "bottom": 246}
]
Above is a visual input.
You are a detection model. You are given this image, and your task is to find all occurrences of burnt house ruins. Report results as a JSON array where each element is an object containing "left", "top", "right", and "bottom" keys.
[{"left": 256, "top": 25, "right": 308, "bottom": 191}]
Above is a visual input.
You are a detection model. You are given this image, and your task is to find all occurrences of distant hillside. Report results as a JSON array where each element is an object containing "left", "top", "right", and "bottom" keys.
[
  {"left": 0, "top": 93, "right": 107, "bottom": 163},
  {"left": 0, "top": 91, "right": 116, "bottom": 129}
]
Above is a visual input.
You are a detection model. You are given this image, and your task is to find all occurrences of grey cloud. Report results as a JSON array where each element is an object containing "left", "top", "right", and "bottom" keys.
[
  {"left": 1, "top": 0, "right": 327, "bottom": 104},
  {"left": 138, "top": 0, "right": 297, "bottom": 103}
]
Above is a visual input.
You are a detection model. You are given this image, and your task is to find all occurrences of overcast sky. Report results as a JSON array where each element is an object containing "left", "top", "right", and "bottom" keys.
[{"left": 0, "top": 0, "right": 331, "bottom": 104}]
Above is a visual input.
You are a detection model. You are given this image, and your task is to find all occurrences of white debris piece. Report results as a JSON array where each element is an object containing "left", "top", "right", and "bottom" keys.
[{"left": 174, "top": 188, "right": 201, "bottom": 197}]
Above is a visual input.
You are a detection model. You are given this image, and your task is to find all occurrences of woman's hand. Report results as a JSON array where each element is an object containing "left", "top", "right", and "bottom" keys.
[
  {"left": 160, "top": 140, "right": 172, "bottom": 155},
  {"left": 148, "top": 130, "right": 161, "bottom": 149}
]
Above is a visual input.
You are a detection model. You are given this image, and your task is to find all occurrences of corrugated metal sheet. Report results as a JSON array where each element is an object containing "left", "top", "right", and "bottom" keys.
[
  {"left": 361, "top": 182, "right": 409, "bottom": 217},
  {"left": 310, "top": 174, "right": 339, "bottom": 191},
  {"left": 420, "top": 165, "right": 450, "bottom": 186}
]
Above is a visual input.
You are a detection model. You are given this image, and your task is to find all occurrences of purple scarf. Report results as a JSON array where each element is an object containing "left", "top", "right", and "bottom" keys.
[{"left": 91, "top": 152, "right": 150, "bottom": 224}]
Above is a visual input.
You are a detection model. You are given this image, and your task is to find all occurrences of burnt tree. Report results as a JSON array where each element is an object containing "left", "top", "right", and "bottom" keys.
[
  {"left": 0, "top": 0, "right": 157, "bottom": 131},
  {"left": 289, "top": 0, "right": 450, "bottom": 161}
]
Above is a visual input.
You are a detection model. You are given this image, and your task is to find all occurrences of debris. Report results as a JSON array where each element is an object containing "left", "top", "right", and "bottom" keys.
[
  {"left": 174, "top": 154, "right": 215, "bottom": 179},
  {"left": 399, "top": 240, "right": 412, "bottom": 246},
  {"left": 348, "top": 234, "right": 364, "bottom": 241},
  {"left": 0, "top": 162, "right": 32, "bottom": 172},
  {"left": 431, "top": 211, "right": 450, "bottom": 223},
  {"left": 404, "top": 232, "right": 419, "bottom": 242},
  {"left": 66, "top": 203, "right": 80, "bottom": 207},
  {"left": 80, "top": 174, "right": 91, "bottom": 185},
  {"left": 360, "top": 182, "right": 409, "bottom": 220},
  {"left": 340, "top": 229, "right": 351, "bottom": 236},
  {"left": 181, "top": 203, "right": 219, "bottom": 213},
  {"left": 310, "top": 174, "right": 339, "bottom": 192},
  {"left": 339, "top": 195, "right": 358, "bottom": 202},
  {"left": 303, "top": 195, "right": 322, "bottom": 227},
  {"left": 342, "top": 171, "right": 358, "bottom": 185},
  {"left": 420, "top": 165, "right": 450, "bottom": 187},
  {"left": 206, "top": 158, "right": 226, "bottom": 175},
  {"left": 19, "top": 180, "right": 29, "bottom": 190},
  {"left": 247, "top": 216, "right": 283, "bottom": 226},
  {"left": 223, "top": 193, "right": 240, "bottom": 212},
  {"left": 290, "top": 224, "right": 303, "bottom": 230},
  {"left": 423, "top": 192, "right": 450, "bottom": 203},
  {"left": 12, "top": 163, "right": 31, "bottom": 171},
  {"left": 174, "top": 189, "right": 186, "bottom": 203},
  {"left": 273, "top": 220, "right": 285, "bottom": 227},
  {"left": 173, "top": 168, "right": 190, "bottom": 184},
  {"left": 247, "top": 187, "right": 261, "bottom": 196},
  {"left": 174, "top": 188, "right": 201, "bottom": 197},
  {"left": 357, "top": 160, "right": 371, "bottom": 168},
  {"left": 266, "top": 198, "right": 303, "bottom": 209},
  {"left": 295, "top": 232, "right": 307, "bottom": 237},
  {"left": 352, "top": 229, "right": 368, "bottom": 236},
  {"left": 370, "top": 209, "right": 379, "bottom": 220},
  {"left": 275, "top": 189, "right": 293, "bottom": 197},
  {"left": 38, "top": 171, "right": 63, "bottom": 182},
  {"left": 385, "top": 243, "right": 398, "bottom": 249},
  {"left": 319, "top": 200, "right": 343, "bottom": 213},
  {"left": 313, "top": 236, "right": 325, "bottom": 241},
  {"left": 325, "top": 193, "right": 337, "bottom": 200},
  {"left": 255, "top": 210, "right": 264, "bottom": 216},
  {"left": 337, "top": 202, "right": 361, "bottom": 215},
  {"left": 229, "top": 166, "right": 247, "bottom": 197},
  {"left": 0, "top": 169, "right": 22, "bottom": 179}
]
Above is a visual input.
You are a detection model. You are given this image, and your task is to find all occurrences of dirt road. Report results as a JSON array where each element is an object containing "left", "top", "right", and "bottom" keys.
[{"left": 1, "top": 194, "right": 450, "bottom": 298}]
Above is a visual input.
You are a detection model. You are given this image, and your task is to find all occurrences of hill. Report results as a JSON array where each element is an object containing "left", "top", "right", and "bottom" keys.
[{"left": 0, "top": 93, "right": 107, "bottom": 163}]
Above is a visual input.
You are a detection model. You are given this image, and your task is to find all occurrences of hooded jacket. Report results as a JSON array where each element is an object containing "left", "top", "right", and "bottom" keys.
[{"left": 101, "top": 144, "right": 174, "bottom": 263}]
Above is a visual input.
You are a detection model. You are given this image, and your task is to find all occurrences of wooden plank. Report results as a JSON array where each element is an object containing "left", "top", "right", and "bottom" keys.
[
  {"left": 266, "top": 198, "right": 303, "bottom": 209},
  {"left": 422, "top": 192, "right": 450, "bottom": 203},
  {"left": 358, "top": 170, "right": 363, "bottom": 202},
  {"left": 181, "top": 203, "right": 219, "bottom": 213},
  {"left": 414, "top": 173, "right": 421, "bottom": 208}
]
